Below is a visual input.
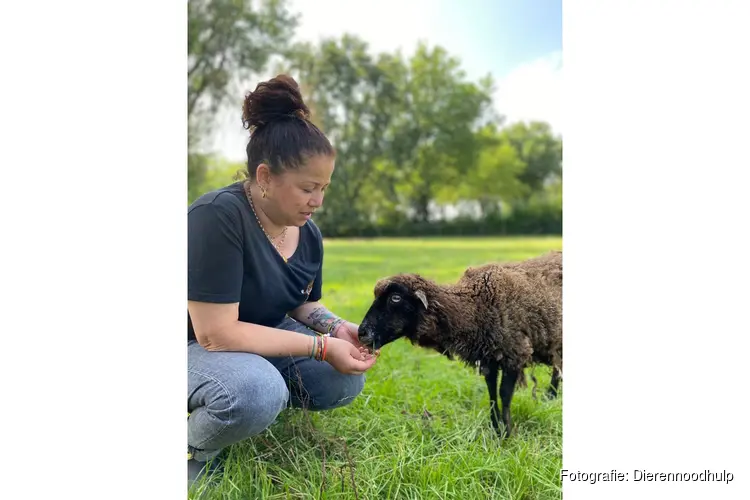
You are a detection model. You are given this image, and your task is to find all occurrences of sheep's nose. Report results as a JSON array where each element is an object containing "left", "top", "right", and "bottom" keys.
[{"left": 358, "top": 322, "right": 374, "bottom": 341}]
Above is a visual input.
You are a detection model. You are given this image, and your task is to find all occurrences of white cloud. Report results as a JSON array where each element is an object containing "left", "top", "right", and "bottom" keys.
[
  {"left": 493, "top": 51, "right": 562, "bottom": 136},
  {"left": 289, "top": 0, "right": 438, "bottom": 55}
]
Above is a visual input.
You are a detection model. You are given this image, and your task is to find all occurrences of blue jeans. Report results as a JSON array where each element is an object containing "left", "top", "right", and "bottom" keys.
[{"left": 187, "top": 316, "right": 365, "bottom": 462}]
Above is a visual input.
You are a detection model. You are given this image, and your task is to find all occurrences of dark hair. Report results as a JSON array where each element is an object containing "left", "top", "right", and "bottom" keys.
[{"left": 242, "top": 74, "right": 335, "bottom": 178}]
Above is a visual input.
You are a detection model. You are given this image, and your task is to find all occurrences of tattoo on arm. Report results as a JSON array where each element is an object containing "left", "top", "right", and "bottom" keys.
[{"left": 307, "top": 307, "right": 345, "bottom": 335}]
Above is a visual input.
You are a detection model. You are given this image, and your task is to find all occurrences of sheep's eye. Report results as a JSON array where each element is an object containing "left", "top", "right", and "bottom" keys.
[{"left": 390, "top": 294, "right": 402, "bottom": 303}]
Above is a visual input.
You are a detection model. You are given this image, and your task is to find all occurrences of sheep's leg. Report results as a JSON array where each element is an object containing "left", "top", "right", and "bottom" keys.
[
  {"left": 499, "top": 368, "right": 520, "bottom": 438},
  {"left": 483, "top": 361, "right": 502, "bottom": 436},
  {"left": 546, "top": 367, "right": 561, "bottom": 399}
]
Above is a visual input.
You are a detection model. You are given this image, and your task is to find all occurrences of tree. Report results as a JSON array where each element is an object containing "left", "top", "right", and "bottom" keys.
[
  {"left": 188, "top": 0, "right": 298, "bottom": 202},
  {"left": 188, "top": 154, "right": 245, "bottom": 203},
  {"left": 188, "top": 0, "right": 298, "bottom": 127},
  {"left": 384, "top": 43, "right": 494, "bottom": 222},
  {"left": 284, "top": 38, "right": 496, "bottom": 229},
  {"left": 283, "top": 35, "right": 402, "bottom": 234},
  {"left": 439, "top": 124, "right": 529, "bottom": 217},
  {"left": 500, "top": 121, "right": 562, "bottom": 195}
]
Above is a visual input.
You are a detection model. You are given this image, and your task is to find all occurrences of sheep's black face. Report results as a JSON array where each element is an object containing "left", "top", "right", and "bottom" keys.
[{"left": 358, "top": 281, "right": 424, "bottom": 350}]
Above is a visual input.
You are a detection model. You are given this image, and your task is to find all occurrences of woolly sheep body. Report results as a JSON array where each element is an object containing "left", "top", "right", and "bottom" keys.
[
  {"left": 459, "top": 250, "right": 562, "bottom": 371},
  {"left": 358, "top": 250, "right": 562, "bottom": 438}
]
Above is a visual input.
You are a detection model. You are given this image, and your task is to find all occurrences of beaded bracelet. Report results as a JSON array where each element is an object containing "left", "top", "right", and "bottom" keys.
[
  {"left": 309, "top": 336, "right": 318, "bottom": 359},
  {"left": 309, "top": 331, "right": 331, "bottom": 362},
  {"left": 321, "top": 336, "right": 329, "bottom": 361},
  {"left": 327, "top": 318, "right": 346, "bottom": 337},
  {"left": 319, "top": 336, "right": 327, "bottom": 361}
]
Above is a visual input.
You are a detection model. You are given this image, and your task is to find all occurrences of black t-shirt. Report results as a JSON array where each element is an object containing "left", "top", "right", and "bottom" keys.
[{"left": 187, "top": 181, "right": 324, "bottom": 342}]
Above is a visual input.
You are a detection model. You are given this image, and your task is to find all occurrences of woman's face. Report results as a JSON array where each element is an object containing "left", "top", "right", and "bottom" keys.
[{"left": 260, "top": 154, "right": 335, "bottom": 227}]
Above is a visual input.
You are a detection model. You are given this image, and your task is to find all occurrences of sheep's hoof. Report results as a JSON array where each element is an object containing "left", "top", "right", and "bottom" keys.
[
  {"left": 492, "top": 422, "right": 512, "bottom": 440},
  {"left": 495, "top": 428, "right": 511, "bottom": 440}
]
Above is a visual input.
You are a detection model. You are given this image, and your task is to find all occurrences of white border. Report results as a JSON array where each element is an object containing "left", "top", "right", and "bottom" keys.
[
  {"left": 2, "top": 1, "right": 187, "bottom": 498},
  {"left": 564, "top": 0, "right": 750, "bottom": 498}
]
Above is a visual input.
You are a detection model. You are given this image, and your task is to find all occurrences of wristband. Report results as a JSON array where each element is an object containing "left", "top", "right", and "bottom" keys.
[
  {"left": 328, "top": 319, "right": 346, "bottom": 337},
  {"left": 321, "top": 336, "right": 329, "bottom": 361},
  {"left": 309, "top": 336, "right": 317, "bottom": 359}
]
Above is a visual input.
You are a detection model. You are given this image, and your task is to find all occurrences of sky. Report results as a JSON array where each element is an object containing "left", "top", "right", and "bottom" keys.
[{"left": 209, "top": 0, "right": 562, "bottom": 161}]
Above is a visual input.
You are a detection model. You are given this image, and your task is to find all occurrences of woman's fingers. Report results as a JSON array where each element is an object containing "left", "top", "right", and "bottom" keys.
[{"left": 347, "top": 351, "right": 377, "bottom": 372}]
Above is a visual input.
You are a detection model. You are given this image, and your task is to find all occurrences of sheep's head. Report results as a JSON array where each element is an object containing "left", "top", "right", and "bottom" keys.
[{"left": 358, "top": 275, "right": 447, "bottom": 353}]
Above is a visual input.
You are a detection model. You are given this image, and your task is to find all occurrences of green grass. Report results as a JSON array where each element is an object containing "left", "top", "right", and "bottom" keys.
[{"left": 190, "top": 236, "right": 563, "bottom": 500}]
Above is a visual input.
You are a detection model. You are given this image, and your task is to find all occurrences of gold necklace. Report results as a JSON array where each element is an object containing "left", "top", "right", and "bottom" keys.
[{"left": 244, "top": 182, "right": 288, "bottom": 263}]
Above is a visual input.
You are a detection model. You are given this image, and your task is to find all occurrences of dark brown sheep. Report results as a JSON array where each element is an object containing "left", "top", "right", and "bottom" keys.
[{"left": 358, "top": 251, "right": 562, "bottom": 438}]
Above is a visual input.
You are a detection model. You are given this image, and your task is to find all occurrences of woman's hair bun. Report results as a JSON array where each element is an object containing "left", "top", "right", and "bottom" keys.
[{"left": 242, "top": 74, "right": 310, "bottom": 132}]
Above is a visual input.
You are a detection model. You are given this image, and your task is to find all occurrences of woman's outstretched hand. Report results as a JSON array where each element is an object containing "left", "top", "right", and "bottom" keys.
[
  {"left": 325, "top": 337, "right": 377, "bottom": 375},
  {"left": 333, "top": 321, "right": 365, "bottom": 348}
]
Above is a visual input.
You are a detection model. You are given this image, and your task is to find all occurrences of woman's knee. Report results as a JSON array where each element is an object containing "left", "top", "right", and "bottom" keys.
[
  {"left": 189, "top": 353, "right": 290, "bottom": 442},
  {"left": 230, "top": 370, "right": 290, "bottom": 433}
]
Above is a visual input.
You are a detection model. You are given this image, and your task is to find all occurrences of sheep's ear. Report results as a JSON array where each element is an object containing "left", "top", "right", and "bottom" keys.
[{"left": 414, "top": 290, "right": 429, "bottom": 309}]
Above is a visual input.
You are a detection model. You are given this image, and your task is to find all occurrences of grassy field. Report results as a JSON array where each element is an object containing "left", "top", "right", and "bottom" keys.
[{"left": 190, "top": 236, "right": 563, "bottom": 500}]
